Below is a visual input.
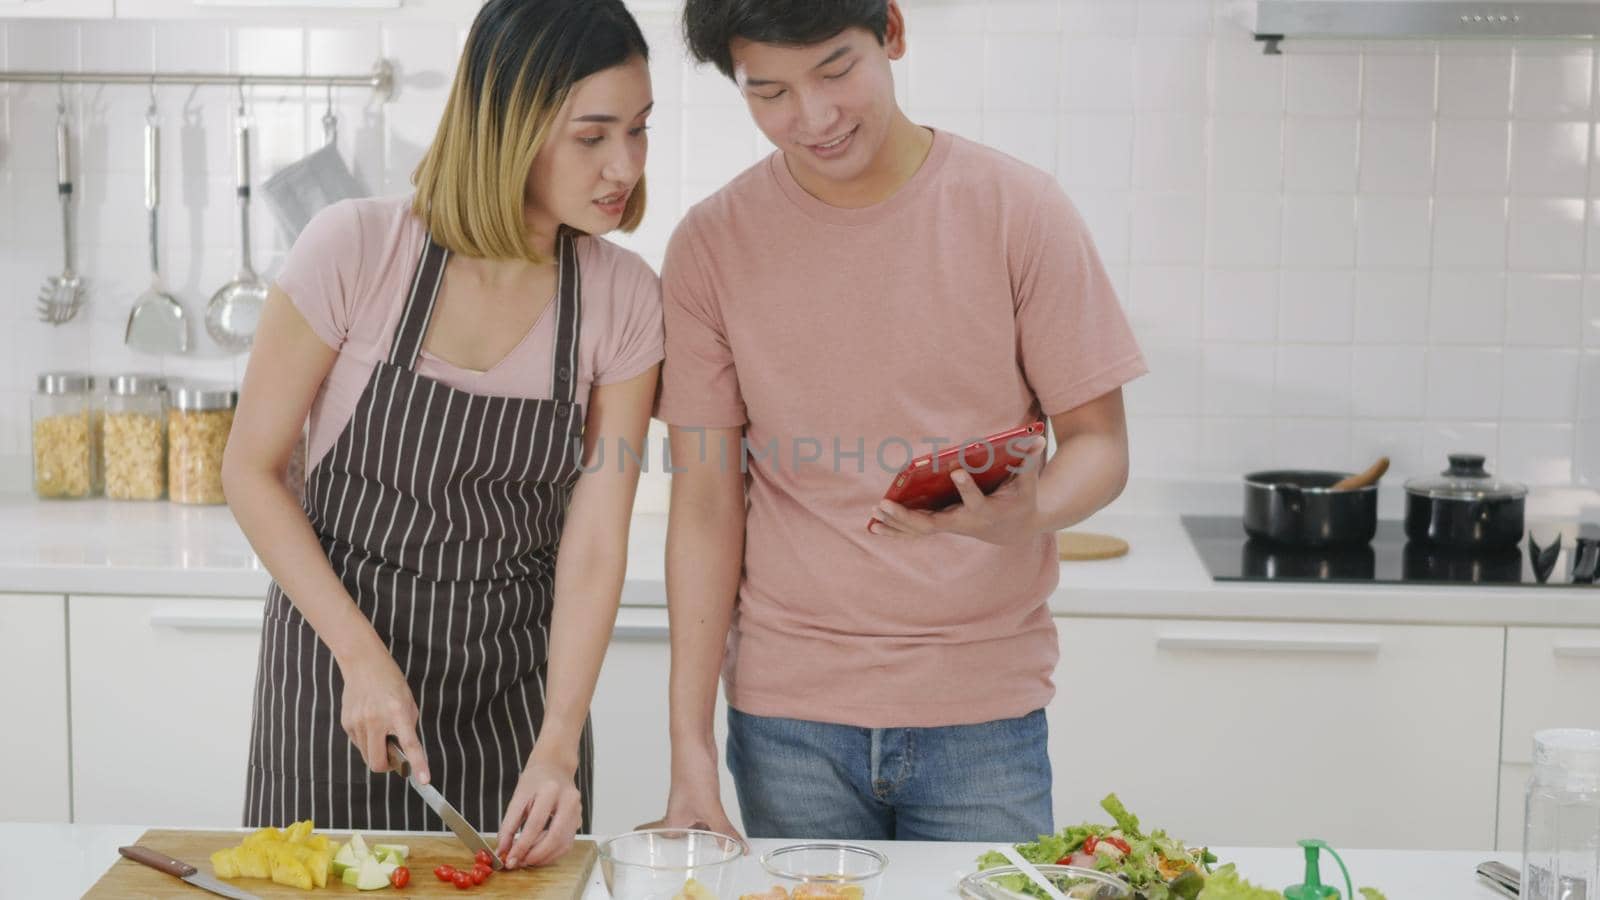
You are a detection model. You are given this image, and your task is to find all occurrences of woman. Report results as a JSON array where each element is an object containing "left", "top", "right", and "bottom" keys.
[{"left": 222, "top": 0, "right": 658, "bottom": 869}]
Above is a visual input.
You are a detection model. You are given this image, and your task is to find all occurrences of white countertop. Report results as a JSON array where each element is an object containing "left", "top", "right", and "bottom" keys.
[
  {"left": 2, "top": 822, "right": 1517, "bottom": 900},
  {"left": 1, "top": 493, "right": 1597, "bottom": 627}
]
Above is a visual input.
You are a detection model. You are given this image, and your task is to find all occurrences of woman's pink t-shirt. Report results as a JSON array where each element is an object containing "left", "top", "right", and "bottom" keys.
[{"left": 275, "top": 195, "right": 663, "bottom": 471}]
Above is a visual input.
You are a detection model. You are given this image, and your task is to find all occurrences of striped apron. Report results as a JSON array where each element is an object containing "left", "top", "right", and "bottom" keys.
[{"left": 244, "top": 228, "right": 593, "bottom": 834}]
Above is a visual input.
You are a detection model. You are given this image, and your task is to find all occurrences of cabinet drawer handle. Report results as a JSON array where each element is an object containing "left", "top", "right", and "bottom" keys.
[
  {"left": 1156, "top": 635, "right": 1381, "bottom": 656},
  {"left": 611, "top": 623, "right": 670, "bottom": 641},
  {"left": 1553, "top": 643, "right": 1600, "bottom": 659},
  {"left": 148, "top": 607, "right": 264, "bottom": 631}
]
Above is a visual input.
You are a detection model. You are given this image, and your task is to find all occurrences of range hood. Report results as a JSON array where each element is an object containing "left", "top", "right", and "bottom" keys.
[{"left": 1244, "top": 1, "right": 1600, "bottom": 53}]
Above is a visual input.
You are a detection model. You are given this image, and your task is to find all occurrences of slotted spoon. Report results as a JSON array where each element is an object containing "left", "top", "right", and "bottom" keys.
[{"left": 37, "top": 106, "right": 84, "bottom": 325}]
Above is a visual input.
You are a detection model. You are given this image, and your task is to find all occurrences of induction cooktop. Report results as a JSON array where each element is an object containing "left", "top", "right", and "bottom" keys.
[{"left": 1183, "top": 515, "right": 1600, "bottom": 587}]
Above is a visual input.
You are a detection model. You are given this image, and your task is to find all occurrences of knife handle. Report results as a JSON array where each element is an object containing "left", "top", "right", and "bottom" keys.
[
  {"left": 120, "top": 845, "right": 197, "bottom": 878},
  {"left": 385, "top": 735, "right": 411, "bottom": 777}
]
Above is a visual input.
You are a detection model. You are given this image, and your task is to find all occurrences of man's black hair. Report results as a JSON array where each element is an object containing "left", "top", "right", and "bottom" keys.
[{"left": 683, "top": 0, "right": 889, "bottom": 80}]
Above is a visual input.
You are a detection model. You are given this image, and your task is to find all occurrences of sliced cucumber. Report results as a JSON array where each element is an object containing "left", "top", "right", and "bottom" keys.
[
  {"left": 354, "top": 855, "right": 390, "bottom": 891},
  {"left": 331, "top": 841, "right": 359, "bottom": 876},
  {"left": 348, "top": 832, "right": 370, "bottom": 863},
  {"left": 372, "top": 843, "right": 410, "bottom": 861}
]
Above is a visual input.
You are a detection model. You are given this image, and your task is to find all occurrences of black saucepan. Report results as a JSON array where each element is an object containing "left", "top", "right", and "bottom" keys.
[
  {"left": 1243, "top": 469, "right": 1378, "bottom": 547},
  {"left": 1403, "top": 454, "right": 1526, "bottom": 550}
]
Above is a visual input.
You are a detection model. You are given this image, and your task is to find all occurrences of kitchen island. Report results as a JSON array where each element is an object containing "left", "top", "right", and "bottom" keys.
[{"left": 1, "top": 822, "right": 1518, "bottom": 899}]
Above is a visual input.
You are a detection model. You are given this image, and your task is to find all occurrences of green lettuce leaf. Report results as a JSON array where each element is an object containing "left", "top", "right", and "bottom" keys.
[
  {"left": 1196, "top": 864, "right": 1283, "bottom": 900},
  {"left": 1102, "top": 793, "right": 1143, "bottom": 837}
]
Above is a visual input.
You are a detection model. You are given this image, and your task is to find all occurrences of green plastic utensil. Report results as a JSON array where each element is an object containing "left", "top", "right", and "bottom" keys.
[{"left": 1284, "top": 839, "right": 1355, "bottom": 900}]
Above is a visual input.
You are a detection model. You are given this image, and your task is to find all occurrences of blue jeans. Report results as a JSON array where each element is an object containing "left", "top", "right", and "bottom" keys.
[{"left": 725, "top": 707, "right": 1054, "bottom": 842}]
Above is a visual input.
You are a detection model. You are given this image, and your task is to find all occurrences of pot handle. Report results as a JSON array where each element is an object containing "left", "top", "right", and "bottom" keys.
[{"left": 1275, "top": 482, "right": 1305, "bottom": 514}]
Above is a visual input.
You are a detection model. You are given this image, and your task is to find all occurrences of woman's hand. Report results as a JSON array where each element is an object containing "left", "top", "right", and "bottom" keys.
[
  {"left": 338, "top": 647, "right": 430, "bottom": 783},
  {"left": 496, "top": 755, "right": 583, "bottom": 868}
]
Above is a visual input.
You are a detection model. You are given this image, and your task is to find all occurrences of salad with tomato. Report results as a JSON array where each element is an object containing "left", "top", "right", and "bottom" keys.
[{"left": 976, "top": 794, "right": 1216, "bottom": 900}]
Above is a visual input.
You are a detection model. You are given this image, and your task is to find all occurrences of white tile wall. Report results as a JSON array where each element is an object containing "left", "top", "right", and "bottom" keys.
[{"left": 2, "top": 0, "right": 1598, "bottom": 494}]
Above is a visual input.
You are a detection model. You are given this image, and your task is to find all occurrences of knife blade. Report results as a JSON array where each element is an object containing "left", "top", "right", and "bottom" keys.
[
  {"left": 118, "top": 845, "right": 261, "bottom": 900},
  {"left": 385, "top": 736, "right": 505, "bottom": 869}
]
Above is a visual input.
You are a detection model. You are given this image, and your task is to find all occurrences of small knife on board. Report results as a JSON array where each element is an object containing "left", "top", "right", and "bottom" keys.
[
  {"left": 117, "top": 846, "right": 261, "bottom": 900},
  {"left": 385, "top": 735, "right": 506, "bottom": 870}
]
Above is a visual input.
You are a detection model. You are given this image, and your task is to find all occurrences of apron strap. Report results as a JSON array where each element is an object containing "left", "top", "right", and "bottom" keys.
[
  {"left": 388, "top": 229, "right": 579, "bottom": 391},
  {"left": 550, "top": 227, "right": 582, "bottom": 406},
  {"left": 388, "top": 237, "right": 450, "bottom": 370}
]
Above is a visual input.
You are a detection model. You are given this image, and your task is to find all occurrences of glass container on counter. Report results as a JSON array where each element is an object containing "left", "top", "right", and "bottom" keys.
[
  {"left": 102, "top": 374, "right": 168, "bottom": 501},
  {"left": 31, "top": 372, "right": 100, "bottom": 499},
  {"left": 1524, "top": 728, "right": 1600, "bottom": 900},
  {"left": 168, "top": 383, "right": 237, "bottom": 505}
]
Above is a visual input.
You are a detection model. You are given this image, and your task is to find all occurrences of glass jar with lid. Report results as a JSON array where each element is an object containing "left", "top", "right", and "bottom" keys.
[
  {"left": 31, "top": 372, "right": 100, "bottom": 499},
  {"left": 102, "top": 374, "right": 168, "bottom": 501},
  {"left": 168, "top": 383, "right": 237, "bottom": 505},
  {"left": 1523, "top": 728, "right": 1600, "bottom": 899}
]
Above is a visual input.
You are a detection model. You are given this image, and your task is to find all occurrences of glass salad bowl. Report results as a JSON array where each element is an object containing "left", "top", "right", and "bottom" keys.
[
  {"left": 598, "top": 828, "right": 747, "bottom": 900},
  {"left": 958, "top": 864, "right": 1134, "bottom": 900},
  {"left": 756, "top": 842, "right": 888, "bottom": 899}
]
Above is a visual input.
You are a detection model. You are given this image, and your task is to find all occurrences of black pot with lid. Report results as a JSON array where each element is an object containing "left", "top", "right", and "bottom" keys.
[{"left": 1403, "top": 454, "right": 1526, "bottom": 550}]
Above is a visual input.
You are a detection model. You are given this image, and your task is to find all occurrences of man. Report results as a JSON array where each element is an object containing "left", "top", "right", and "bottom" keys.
[{"left": 652, "top": 0, "right": 1145, "bottom": 842}]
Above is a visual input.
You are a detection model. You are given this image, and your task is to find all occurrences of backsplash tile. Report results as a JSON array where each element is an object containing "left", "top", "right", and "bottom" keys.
[
  {"left": 1506, "top": 274, "right": 1584, "bottom": 347},
  {"left": 1, "top": 2, "right": 1596, "bottom": 494},
  {"left": 1512, "top": 48, "right": 1594, "bottom": 120},
  {"left": 1437, "top": 52, "right": 1513, "bottom": 118}
]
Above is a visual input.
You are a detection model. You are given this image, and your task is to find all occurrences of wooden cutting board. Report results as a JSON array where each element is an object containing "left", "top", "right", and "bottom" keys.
[
  {"left": 83, "top": 829, "right": 597, "bottom": 899},
  {"left": 1057, "top": 530, "right": 1130, "bottom": 561}
]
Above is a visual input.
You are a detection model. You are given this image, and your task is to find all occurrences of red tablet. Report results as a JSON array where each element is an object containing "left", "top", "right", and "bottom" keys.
[{"left": 868, "top": 421, "right": 1046, "bottom": 531}]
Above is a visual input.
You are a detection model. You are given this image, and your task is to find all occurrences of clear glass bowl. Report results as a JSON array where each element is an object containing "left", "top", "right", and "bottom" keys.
[
  {"left": 598, "top": 828, "right": 747, "bottom": 900},
  {"left": 958, "top": 864, "right": 1134, "bottom": 900},
  {"left": 757, "top": 843, "right": 888, "bottom": 899}
]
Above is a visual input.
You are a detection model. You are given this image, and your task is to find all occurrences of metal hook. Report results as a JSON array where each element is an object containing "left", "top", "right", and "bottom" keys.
[
  {"left": 147, "top": 78, "right": 158, "bottom": 124},
  {"left": 56, "top": 74, "right": 67, "bottom": 117},
  {"left": 237, "top": 78, "right": 247, "bottom": 117},
  {"left": 322, "top": 82, "right": 337, "bottom": 145}
]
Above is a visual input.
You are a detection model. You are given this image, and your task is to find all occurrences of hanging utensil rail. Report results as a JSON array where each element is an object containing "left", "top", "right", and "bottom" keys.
[{"left": 0, "top": 59, "right": 394, "bottom": 100}]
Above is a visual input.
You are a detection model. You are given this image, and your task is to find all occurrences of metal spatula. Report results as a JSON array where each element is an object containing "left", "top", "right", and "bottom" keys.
[
  {"left": 204, "top": 103, "right": 267, "bottom": 352},
  {"left": 125, "top": 100, "right": 188, "bottom": 355},
  {"left": 37, "top": 104, "right": 84, "bottom": 325}
]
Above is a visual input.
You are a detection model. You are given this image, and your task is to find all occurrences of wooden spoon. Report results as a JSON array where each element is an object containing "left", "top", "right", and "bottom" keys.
[{"left": 1332, "top": 457, "right": 1390, "bottom": 491}]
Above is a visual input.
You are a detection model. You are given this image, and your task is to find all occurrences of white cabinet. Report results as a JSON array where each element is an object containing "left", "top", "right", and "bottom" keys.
[
  {"left": 1494, "top": 627, "right": 1600, "bottom": 850},
  {"left": 1498, "top": 763, "right": 1530, "bottom": 851},
  {"left": 112, "top": 0, "right": 479, "bottom": 21},
  {"left": 1050, "top": 617, "right": 1503, "bottom": 850},
  {"left": 0, "top": 594, "right": 71, "bottom": 823},
  {"left": 69, "top": 595, "right": 264, "bottom": 827},
  {"left": 0, "top": 0, "right": 113, "bottom": 18},
  {"left": 1502, "top": 627, "right": 1600, "bottom": 763},
  {"left": 589, "top": 606, "right": 741, "bottom": 836}
]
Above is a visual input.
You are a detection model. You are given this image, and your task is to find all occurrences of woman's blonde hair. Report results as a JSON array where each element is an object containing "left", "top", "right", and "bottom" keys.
[{"left": 412, "top": 0, "right": 649, "bottom": 265}]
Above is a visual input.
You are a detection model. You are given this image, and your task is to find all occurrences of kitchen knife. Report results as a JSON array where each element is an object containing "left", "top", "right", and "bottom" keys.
[
  {"left": 385, "top": 736, "right": 505, "bottom": 870},
  {"left": 1476, "top": 861, "right": 1519, "bottom": 898},
  {"left": 117, "top": 845, "right": 261, "bottom": 900}
]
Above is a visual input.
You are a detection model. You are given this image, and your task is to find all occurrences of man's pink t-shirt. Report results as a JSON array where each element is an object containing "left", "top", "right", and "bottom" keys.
[
  {"left": 274, "top": 195, "right": 664, "bottom": 472},
  {"left": 655, "top": 129, "right": 1147, "bottom": 729}
]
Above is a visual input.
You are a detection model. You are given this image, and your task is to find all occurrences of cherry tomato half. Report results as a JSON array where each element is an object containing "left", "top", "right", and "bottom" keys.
[
  {"left": 452, "top": 870, "right": 472, "bottom": 890},
  {"left": 474, "top": 849, "right": 494, "bottom": 868},
  {"left": 470, "top": 863, "right": 491, "bottom": 885},
  {"left": 434, "top": 865, "right": 456, "bottom": 882},
  {"left": 389, "top": 866, "right": 410, "bottom": 889}
]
